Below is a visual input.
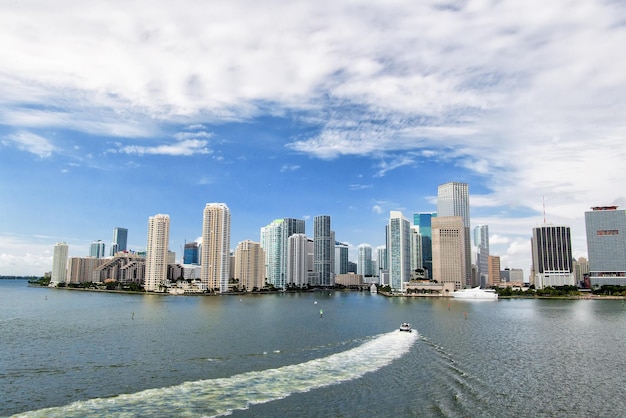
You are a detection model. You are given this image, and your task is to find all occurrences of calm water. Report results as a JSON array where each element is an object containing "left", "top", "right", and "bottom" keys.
[{"left": 1, "top": 280, "right": 625, "bottom": 417}]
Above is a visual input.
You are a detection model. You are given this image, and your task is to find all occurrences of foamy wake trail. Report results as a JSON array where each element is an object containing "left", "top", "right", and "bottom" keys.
[{"left": 16, "top": 330, "right": 417, "bottom": 417}]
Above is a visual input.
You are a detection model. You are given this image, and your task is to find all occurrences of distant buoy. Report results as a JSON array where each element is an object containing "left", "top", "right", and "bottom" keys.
[
  {"left": 463, "top": 312, "right": 468, "bottom": 320},
  {"left": 314, "top": 301, "right": 317, "bottom": 305}
]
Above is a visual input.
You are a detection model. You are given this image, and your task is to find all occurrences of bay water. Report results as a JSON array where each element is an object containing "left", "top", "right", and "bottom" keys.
[{"left": 1, "top": 280, "right": 625, "bottom": 417}]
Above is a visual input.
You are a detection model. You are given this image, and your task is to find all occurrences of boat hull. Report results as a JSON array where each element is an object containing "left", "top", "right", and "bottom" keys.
[{"left": 451, "top": 287, "right": 498, "bottom": 300}]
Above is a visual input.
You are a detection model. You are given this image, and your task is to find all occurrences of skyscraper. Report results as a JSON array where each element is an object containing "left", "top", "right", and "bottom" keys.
[
  {"left": 314, "top": 215, "right": 333, "bottom": 286},
  {"left": 145, "top": 214, "right": 170, "bottom": 292},
  {"left": 89, "top": 240, "right": 105, "bottom": 258},
  {"left": 51, "top": 242, "right": 68, "bottom": 285},
  {"left": 437, "top": 182, "right": 472, "bottom": 286},
  {"left": 473, "top": 225, "right": 489, "bottom": 287},
  {"left": 335, "top": 242, "right": 349, "bottom": 275},
  {"left": 183, "top": 242, "right": 200, "bottom": 265},
  {"left": 234, "top": 240, "right": 265, "bottom": 292},
  {"left": 111, "top": 227, "right": 128, "bottom": 256},
  {"left": 413, "top": 212, "right": 436, "bottom": 279},
  {"left": 357, "top": 243, "right": 373, "bottom": 277},
  {"left": 387, "top": 211, "right": 411, "bottom": 292},
  {"left": 288, "top": 233, "right": 309, "bottom": 287},
  {"left": 531, "top": 225, "right": 574, "bottom": 289},
  {"left": 260, "top": 218, "right": 306, "bottom": 289},
  {"left": 432, "top": 216, "right": 466, "bottom": 290},
  {"left": 409, "top": 226, "right": 423, "bottom": 275},
  {"left": 585, "top": 206, "right": 626, "bottom": 287},
  {"left": 201, "top": 203, "right": 231, "bottom": 293}
]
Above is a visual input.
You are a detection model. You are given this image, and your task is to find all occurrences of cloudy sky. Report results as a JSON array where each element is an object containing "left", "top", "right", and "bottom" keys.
[{"left": 1, "top": 0, "right": 625, "bottom": 277}]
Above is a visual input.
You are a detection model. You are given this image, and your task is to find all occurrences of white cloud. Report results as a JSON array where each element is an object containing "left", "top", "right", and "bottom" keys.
[
  {"left": 372, "top": 205, "right": 383, "bottom": 214},
  {"left": 119, "top": 139, "right": 211, "bottom": 156},
  {"left": 280, "top": 164, "right": 300, "bottom": 172},
  {"left": 4, "top": 132, "right": 56, "bottom": 157}
]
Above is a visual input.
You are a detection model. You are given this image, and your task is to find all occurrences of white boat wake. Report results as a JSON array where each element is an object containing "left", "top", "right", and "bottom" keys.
[{"left": 16, "top": 330, "right": 417, "bottom": 417}]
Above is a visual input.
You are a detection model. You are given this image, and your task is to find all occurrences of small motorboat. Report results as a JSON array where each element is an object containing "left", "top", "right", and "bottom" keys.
[{"left": 399, "top": 322, "right": 412, "bottom": 332}]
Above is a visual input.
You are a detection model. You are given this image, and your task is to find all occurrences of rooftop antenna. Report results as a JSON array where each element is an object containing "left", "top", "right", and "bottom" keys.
[{"left": 543, "top": 196, "right": 546, "bottom": 224}]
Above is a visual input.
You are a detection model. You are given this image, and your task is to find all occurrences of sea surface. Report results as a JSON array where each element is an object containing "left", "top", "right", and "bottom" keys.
[{"left": 1, "top": 279, "right": 625, "bottom": 417}]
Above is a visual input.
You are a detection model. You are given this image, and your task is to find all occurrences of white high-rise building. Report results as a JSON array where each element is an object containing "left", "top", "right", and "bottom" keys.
[
  {"left": 357, "top": 243, "right": 373, "bottom": 277},
  {"left": 432, "top": 216, "right": 466, "bottom": 290},
  {"left": 377, "top": 245, "right": 387, "bottom": 276},
  {"left": 437, "top": 182, "right": 472, "bottom": 287},
  {"left": 410, "top": 226, "right": 423, "bottom": 273},
  {"left": 287, "top": 233, "right": 309, "bottom": 287},
  {"left": 387, "top": 211, "right": 411, "bottom": 292},
  {"left": 145, "top": 214, "right": 170, "bottom": 292},
  {"left": 51, "top": 242, "right": 69, "bottom": 285},
  {"left": 314, "top": 215, "right": 334, "bottom": 286},
  {"left": 234, "top": 240, "right": 265, "bottom": 292},
  {"left": 335, "top": 242, "right": 349, "bottom": 275},
  {"left": 260, "top": 218, "right": 305, "bottom": 289},
  {"left": 201, "top": 203, "right": 231, "bottom": 293}
]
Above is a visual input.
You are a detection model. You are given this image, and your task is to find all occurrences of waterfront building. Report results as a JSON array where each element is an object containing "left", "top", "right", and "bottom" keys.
[
  {"left": 287, "top": 233, "right": 309, "bottom": 287},
  {"left": 437, "top": 182, "right": 472, "bottom": 286},
  {"left": 347, "top": 261, "right": 357, "bottom": 274},
  {"left": 409, "top": 226, "right": 423, "bottom": 274},
  {"left": 314, "top": 215, "right": 334, "bottom": 286},
  {"left": 201, "top": 203, "right": 231, "bottom": 293},
  {"left": 260, "top": 218, "right": 306, "bottom": 289},
  {"left": 487, "top": 256, "right": 501, "bottom": 286},
  {"left": 145, "top": 214, "right": 170, "bottom": 292},
  {"left": 184, "top": 242, "right": 200, "bottom": 265},
  {"left": 531, "top": 225, "right": 574, "bottom": 289},
  {"left": 111, "top": 227, "right": 128, "bottom": 256},
  {"left": 387, "top": 211, "right": 411, "bottom": 292},
  {"left": 335, "top": 242, "right": 349, "bottom": 275},
  {"left": 432, "top": 216, "right": 466, "bottom": 290},
  {"left": 67, "top": 257, "right": 105, "bottom": 283},
  {"left": 474, "top": 225, "right": 490, "bottom": 287},
  {"left": 376, "top": 245, "right": 387, "bottom": 278},
  {"left": 585, "top": 206, "right": 626, "bottom": 287},
  {"left": 90, "top": 240, "right": 106, "bottom": 259},
  {"left": 357, "top": 243, "right": 373, "bottom": 277},
  {"left": 335, "top": 273, "right": 363, "bottom": 287},
  {"left": 234, "top": 240, "right": 265, "bottom": 292},
  {"left": 413, "top": 212, "right": 436, "bottom": 279},
  {"left": 51, "top": 242, "right": 69, "bottom": 285},
  {"left": 93, "top": 253, "right": 145, "bottom": 284}
]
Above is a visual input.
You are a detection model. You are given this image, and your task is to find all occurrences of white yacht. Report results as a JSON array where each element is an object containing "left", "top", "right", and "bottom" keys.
[
  {"left": 451, "top": 286, "right": 498, "bottom": 300},
  {"left": 399, "top": 323, "right": 412, "bottom": 332}
]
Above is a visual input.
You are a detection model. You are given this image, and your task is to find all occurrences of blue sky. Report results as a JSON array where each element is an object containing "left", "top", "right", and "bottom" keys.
[{"left": 2, "top": 0, "right": 625, "bottom": 276}]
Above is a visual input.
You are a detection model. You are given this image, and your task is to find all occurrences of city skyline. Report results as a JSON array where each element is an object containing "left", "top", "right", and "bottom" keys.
[{"left": 3, "top": 1, "right": 625, "bottom": 276}]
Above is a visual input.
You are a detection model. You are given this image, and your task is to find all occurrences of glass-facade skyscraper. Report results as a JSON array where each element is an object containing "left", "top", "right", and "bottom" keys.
[
  {"left": 112, "top": 227, "right": 128, "bottom": 256},
  {"left": 261, "top": 218, "right": 305, "bottom": 289},
  {"left": 314, "top": 215, "right": 333, "bottom": 286},
  {"left": 585, "top": 206, "right": 626, "bottom": 286},
  {"left": 473, "top": 225, "right": 489, "bottom": 287},
  {"left": 387, "top": 211, "right": 411, "bottom": 292},
  {"left": 413, "top": 212, "right": 436, "bottom": 279}
]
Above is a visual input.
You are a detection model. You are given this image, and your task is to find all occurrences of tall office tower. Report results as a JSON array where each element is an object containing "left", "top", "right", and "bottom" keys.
[
  {"left": 473, "top": 225, "right": 490, "bottom": 287},
  {"left": 531, "top": 225, "right": 574, "bottom": 289},
  {"left": 413, "top": 213, "right": 436, "bottom": 279},
  {"left": 488, "top": 255, "right": 501, "bottom": 286},
  {"left": 145, "top": 214, "right": 170, "bottom": 292},
  {"left": 234, "top": 240, "right": 265, "bottom": 291},
  {"left": 51, "top": 242, "right": 69, "bottom": 285},
  {"left": 287, "top": 233, "right": 309, "bottom": 287},
  {"left": 111, "top": 227, "right": 128, "bottom": 256},
  {"left": 184, "top": 242, "right": 200, "bottom": 265},
  {"left": 335, "top": 242, "right": 349, "bottom": 275},
  {"left": 260, "top": 218, "right": 306, "bottom": 289},
  {"left": 585, "top": 206, "right": 626, "bottom": 287},
  {"left": 357, "top": 243, "right": 373, "bottom": 277},
  {"left": 409, "top": 226, "right": 423, "bottom": 274},
  {"left": 90, "top": 240, "right": 105, "bottom": 258},
  {"left": 377, "top": 245, "right": 387, "bottom": 274},
  {"left": 387, "top": 211, "right": 411, "bottom": 292},
  {"left": 314, "top": 215, "right": 333, "bottom": 286},
  {"left": 432, "top": 216, "right": 466, "bottom": 290},
  {"left": 437, "top": 182, "right": 472, "bottom": 286},
  {"left": 201, "top": 203, "right": 231, "bottom": 293}
]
